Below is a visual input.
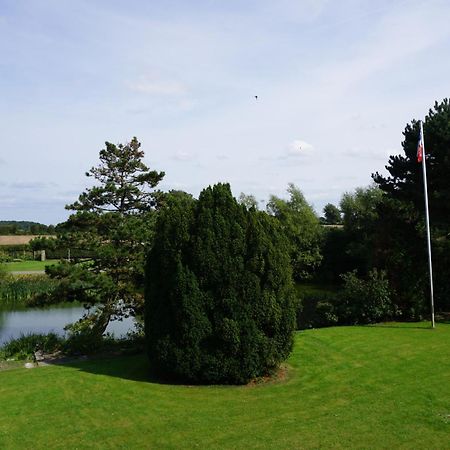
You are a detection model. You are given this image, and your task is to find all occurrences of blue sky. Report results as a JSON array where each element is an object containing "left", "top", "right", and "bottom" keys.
[{"left": 1, "top": 0, "right": 449, "bottom": 224}]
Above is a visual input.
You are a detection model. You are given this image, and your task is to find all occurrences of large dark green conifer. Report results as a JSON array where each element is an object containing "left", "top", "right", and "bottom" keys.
[{"left": 145, "top": 184, "right": 296, "bottom": 384}]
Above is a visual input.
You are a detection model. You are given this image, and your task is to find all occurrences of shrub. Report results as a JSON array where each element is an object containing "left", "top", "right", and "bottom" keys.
[
  {"left": 145, "top": 184, "right": 297, "bottom": 384},
  {"left": 0, "top": 333, "right": 63, "bottom": 360},
  {"left": 62, "top": 319, "right": 105, "bottom": 355},
  {"left": 296, "top": 290, "right": 339, "bottom": 329},
  {"left": 338, "top": 269, "right": 396, "bottom": 324}
]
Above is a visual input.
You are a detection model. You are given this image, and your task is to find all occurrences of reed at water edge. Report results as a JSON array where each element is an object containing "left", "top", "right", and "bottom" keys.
[{"left": 0, "top": 273, "right": 56, "bottom": 307}]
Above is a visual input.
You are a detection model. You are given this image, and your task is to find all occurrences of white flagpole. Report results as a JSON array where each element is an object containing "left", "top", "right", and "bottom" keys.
[{"left": 420, "top": 120, "right": 435, "bottom": 328}]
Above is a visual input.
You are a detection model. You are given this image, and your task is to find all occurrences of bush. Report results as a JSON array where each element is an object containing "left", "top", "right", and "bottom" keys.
[
  {"left": 0, "top": 245, "right": 33, "bottom": 260},
  {"left": 296, "top": 290, "right": 339, "bottom": 329},
  {"left": 338, "top": 269, "right": 396, "bottom": 324},
  {"left": 0, "top": 333, "right": 63, "bottom": 360},
  {"left": 145, "top": 184, "right": 297, "bottom": 384}
]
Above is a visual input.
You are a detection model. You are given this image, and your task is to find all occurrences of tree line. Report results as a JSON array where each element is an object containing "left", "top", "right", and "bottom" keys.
[{"left": 0, "top": 221, "right": 55, "bottom": 235}]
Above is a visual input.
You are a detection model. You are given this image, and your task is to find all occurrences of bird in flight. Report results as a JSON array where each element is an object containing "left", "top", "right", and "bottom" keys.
[{"left": 254, "top": 95, "right": 258, "bottom": 100}]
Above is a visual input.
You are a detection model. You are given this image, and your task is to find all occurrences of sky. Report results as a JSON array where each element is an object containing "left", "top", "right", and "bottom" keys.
[{"left": 1, "top": 0, "right": 449, "bottom": 224}]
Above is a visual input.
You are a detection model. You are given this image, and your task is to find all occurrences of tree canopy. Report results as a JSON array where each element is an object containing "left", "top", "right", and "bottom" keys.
[
  {"left": 322, "top": 203, "right": 342, "bottom": 225},
  {"left": 373, "top": 99, "right": 450, "bottom": 229},
  {"left": 266, "top": 183, "right": 322, "bottom": 280}
]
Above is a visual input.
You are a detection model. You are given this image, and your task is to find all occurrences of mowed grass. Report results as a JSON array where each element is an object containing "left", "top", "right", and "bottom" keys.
[
  {"left": 1, "top": 323, "right": 449, "bottom": 449},
  {"left": 3, "top": 259, "right": 60, "bottom": 272}
]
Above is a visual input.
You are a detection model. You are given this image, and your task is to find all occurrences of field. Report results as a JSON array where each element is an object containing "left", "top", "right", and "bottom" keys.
[
  {"left": 0, "top": 323, "right": 449, "bottom": 449},
  {"left": 2, "top": 259, "right": 59, "bottom": 272}
]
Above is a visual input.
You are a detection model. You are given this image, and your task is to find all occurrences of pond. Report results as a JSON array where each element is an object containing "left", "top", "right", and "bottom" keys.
[{"left": 0, "top": 303, "right": 135, "bottom": 345}]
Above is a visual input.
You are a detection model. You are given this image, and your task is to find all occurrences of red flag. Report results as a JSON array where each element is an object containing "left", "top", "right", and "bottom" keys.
[{"left": 417, "top": 131, "right": 423, "bottom": 163}]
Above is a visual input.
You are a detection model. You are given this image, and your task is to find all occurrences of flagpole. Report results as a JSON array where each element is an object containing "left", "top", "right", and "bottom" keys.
[{"left": 420, "top": 120, "right": 435, "bottom": 328}]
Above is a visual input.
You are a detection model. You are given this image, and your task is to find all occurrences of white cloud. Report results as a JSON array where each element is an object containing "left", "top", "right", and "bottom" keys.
[{"left": 285, "top": 140, "right": 315, "bottom": 158}]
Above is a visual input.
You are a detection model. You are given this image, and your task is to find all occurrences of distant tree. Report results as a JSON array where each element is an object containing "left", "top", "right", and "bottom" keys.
[
  {"left": 238, "top": 192, "right": 259, "bottom": 210},
  {"left": 0, "top": 221, "right": 54, "bottom": 235},
  {"left": 338, "top": 185, "right": 384, "bottom": 275},
  {"left": 340, "top": 185, "right": 383, "bottom": 233},
  {"left": 145, "top": 183, "right": 297, "bottom": 384},
  {"left": 322, "top": 203, "right": 342, "bottom": 225},
  {"left": 267, "top": 183, "right": 322, "bottom": 280},
  {"left": 34, "top": 138, "right": 165, "bottom": 336}
]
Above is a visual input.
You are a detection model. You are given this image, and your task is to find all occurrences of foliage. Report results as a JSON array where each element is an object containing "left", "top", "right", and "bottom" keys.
[
  {"left": 316, "top": 185, "right": 384, "bottom": 282},
  {"left": 338, "top": 269, "right": 396, "bottom": 324},
  {"left": 146, "top": 183, "right": 297, "bottom": 384},
  {"left": 340, "top": 185, "right": 384, "bottom": 233},
  {"left": 238, "top": 192, "right": 259, "bottom": 209},
  {"left": 267, "top": 183, "right": 323, "bottom": 280},
  {"left": 0, "top": 328, "right": 145, "bottom": 360},
  {"left": 322, "top": 203, "right": 342, "bottom": 224},
  {"left": 0, "top": 244, "right": 33, "bottom": 261},
  {"left": 0, "top": 274, "right": 56, "bottom": 307},
  {"left": 36, "top": 138, "right": 164, "bottom": 336},
  {"left": 0, "top": 332, "right": 63, "bottom": 360},
  {"left": 316, "top": 227, "right": 349, "bottom": 283},
  {"left": 0, "top": 221, "right": 55, "bottom": 235},
  {"left": 295, "top": 286, "right": 339, "bottom": 329},
  {"left": 373, "top": 99, "right": 450, "bottom": 227},
  {"left": 0, "top": 262, "right": 6, "bottom": 280},
  {"left": 0, "top": 250, "right": 11, "bottom": 263},
  {"left": 373, "top": 99, "right": 450, "bottom": 313}
]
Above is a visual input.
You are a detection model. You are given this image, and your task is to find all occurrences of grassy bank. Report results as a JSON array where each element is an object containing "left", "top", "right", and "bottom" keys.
[
  {"left": 0, "top": 323, "right": 449, "bottom": 448},
  {"left": 2, "top": 259, "right": 59, "bottom": 272}
]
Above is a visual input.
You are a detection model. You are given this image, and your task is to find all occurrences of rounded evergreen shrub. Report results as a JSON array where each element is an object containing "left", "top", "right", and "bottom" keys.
[
  {"left": 338, "top": 269, "right": 396, "bottom": 324},
  {"left": 145, "top": 184, "right": 297, "bottom": 384}
]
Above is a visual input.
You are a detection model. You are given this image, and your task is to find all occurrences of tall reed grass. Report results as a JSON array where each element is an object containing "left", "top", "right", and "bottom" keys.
[{"left": 0, "top": 274, "right": 56, "bottom": 307}]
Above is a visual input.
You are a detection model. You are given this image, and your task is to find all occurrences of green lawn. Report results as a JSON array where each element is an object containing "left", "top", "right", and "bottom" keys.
[
  {"left": 2, "top": 259, "right": 60, "bottom": 272},
  {"left": 1, "top": 323, "right": 449, "bottom": 449}
]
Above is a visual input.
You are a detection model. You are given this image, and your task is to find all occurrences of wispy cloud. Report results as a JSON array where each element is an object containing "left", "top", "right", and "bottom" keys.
[
  {"left": 312, "top": 3, "right": 450, "bottom": 97},
  {"left": 342, "top": 147, "right": 395, "bottom": 160},
  {"left": 171, "top": 150, "right": 195, "bottom": 162},
  {"left": 127, "top": 76, "right": 187, "bottom": 96},
  {"left": 10, "top": 181, "right": 56, "bottom": 190}
]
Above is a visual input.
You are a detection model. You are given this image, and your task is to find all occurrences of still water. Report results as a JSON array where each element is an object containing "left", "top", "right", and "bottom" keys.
[{"left": 0, "top": 304, "right": 135, "bottom": 345}]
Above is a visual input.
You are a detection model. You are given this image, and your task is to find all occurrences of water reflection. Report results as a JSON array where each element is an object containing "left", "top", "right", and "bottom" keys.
[{"left": 0, "top": 303, "right": 135, "bottom": 345}]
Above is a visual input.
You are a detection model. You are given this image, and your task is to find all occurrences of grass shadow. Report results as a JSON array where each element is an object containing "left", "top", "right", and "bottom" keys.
[
  {"left": 43, "top": 352, "right": 156, "bottom": 383},
  {"left": 44, "top": 352, "right": 209, "bottom": 386},
  {"left": 367, "top": 323, "right": 434, "bottom": 330},
  {"left": 368, "top": 318, "right": 450, "bottom": 330},
  {"left": 43, "top": 352, "right": 286, "bottom": 388}
]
